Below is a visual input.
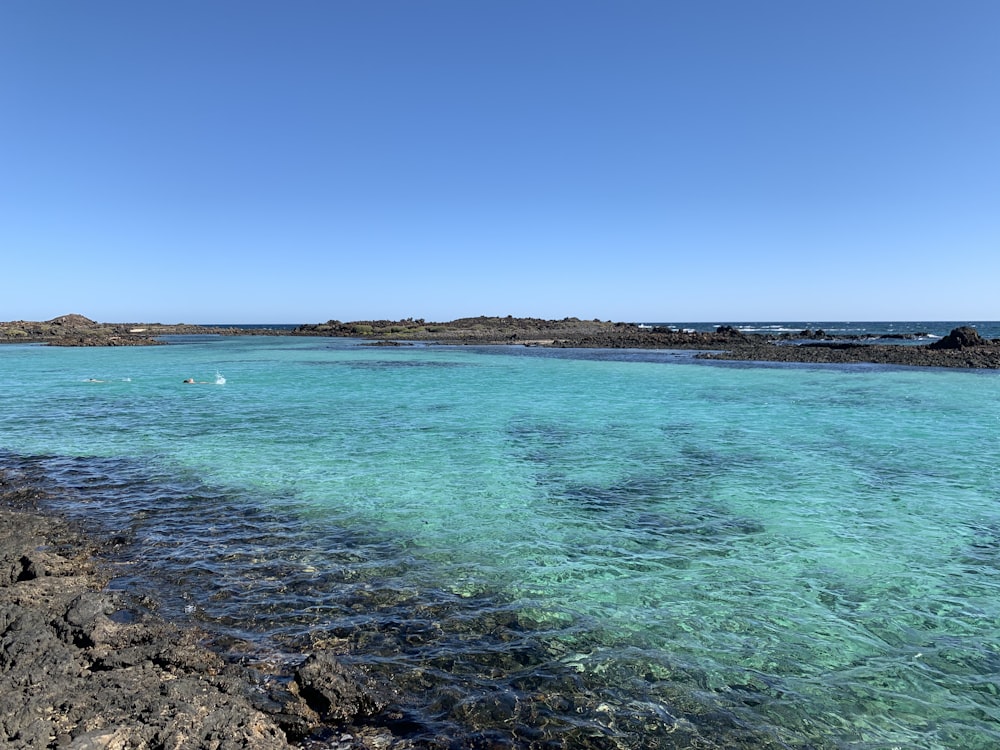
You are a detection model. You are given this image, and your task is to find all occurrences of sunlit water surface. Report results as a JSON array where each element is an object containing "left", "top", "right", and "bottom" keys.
[{"left": 2, "top": 335, "right": 999, "bottom": 749}]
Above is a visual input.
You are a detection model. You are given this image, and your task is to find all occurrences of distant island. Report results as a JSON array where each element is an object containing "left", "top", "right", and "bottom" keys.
[{"left": 3, "top": 314, "right": 999, "bottom": 368}]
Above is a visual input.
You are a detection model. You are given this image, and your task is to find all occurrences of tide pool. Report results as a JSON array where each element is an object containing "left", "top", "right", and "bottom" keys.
[{"left": 2, "top": 335, "right": 999, "bottom": 748}]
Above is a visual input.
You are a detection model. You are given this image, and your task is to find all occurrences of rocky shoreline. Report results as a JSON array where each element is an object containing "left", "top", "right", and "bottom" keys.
[
  {"left": 6, "top": 464, "right": 729, "bottom": 750},
  {"left": 0, "top": 315, "right": 280, "bottom": 347},
  {"left": 0, "top": 472, "right": 403, "bottom": 750},
  {"left": 2, "top": 464, "right": 784, "bottom": 750},
  {"left": 293, "top": 318, "right": 1000, "bottom": 367},
  {"left": 4, "top": 314, "right": 1000, "bottom": 368}
]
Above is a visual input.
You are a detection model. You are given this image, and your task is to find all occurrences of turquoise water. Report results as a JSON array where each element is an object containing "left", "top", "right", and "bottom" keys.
[{"left": 2, "top": 335, "right": 1000, "bottom": 748}]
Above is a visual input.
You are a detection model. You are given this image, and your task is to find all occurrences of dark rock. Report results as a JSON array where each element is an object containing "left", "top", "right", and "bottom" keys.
[
  {"left": 715, "top": 325, "right": 745, "bottom": 337},
  {"left": 294, "top": 651, "right": 387, "bottom": 723},
  {"left": 1, "top": 557, "right": 22, "bottom": 586},
  {"left": 48, "top": 314, "right": 98, "bottom": 327},
  {"left": 17, "top": 554, "right": 45, "bottom": 581},
  {"left": 6, "top": 314, "right": 1000, "bottom": 367},
  {"left": 58, "top": 591, "right": 115, "bottom": 647},
  {"left": 928, "top": 326, "right": 985, "bottom": 350},
  {"left": 799, "top": 342, "right": 863, "bottom": 350},
  {"left": 1, "top": 505, "right": 292, "bottom": 749},
  {"left": 63, "top": 591, "right": 111, "bottom": 628}
]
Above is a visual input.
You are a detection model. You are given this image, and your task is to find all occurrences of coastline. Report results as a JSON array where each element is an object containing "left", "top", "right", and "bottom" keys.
[
  {"left": 694, "top": 339, "right": 1000, "bottom": 369},
  {"left": 4, "top": 315, "right": 1000, "bottom": 368},
  {"left": 0, "top": 470, "right": 398, "bottom": 750},
  {"left": 4, "top": 334, "right": 998, "bottom": 747},
  {"left": 2, "top": 458, "right": 788, "bottom": 750}
]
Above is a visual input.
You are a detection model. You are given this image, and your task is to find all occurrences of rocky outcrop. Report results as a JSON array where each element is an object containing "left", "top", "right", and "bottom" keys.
[
  {"left": 927, "top": 326, "right": 986, "bottom": 350},
  {"left": 0, "top": 507, "right": 288, "bottom": 748},
  {"left": 700, "top": 328, "right": 1000, "bottom": 368},
  {"left": 0, "top": 315, "right": 163, "bottom": 347},
  {"left": 3, "top": 466, "right": 781, "bottom": 750},
  {"left": 291, "top": 318, "right": 1000, "bottom": 367},
  {"left": 5, "top": 315, "right": 1000, "bottom": 368},
  {"left": 0, "top": 478, "right": 398, "bottom": 750},
  {"left": 293, "top": 651, "right": 388, "bottom": 724},
  {"left": 292, "top": 317, "right": 754, "bottom": 348},
  {"left": 48, "top": 314, "right": 99, "bottom": 327},
  {"left": 0, "top": 316, "right": 288, "bottom": 347},
  {"left": 292, "top": 316, "right": 627, "bottom": 344}
]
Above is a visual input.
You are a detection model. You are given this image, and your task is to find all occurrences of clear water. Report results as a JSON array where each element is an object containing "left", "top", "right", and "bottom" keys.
[{"left": 2, "top": 334, "right": 1000, "bottom": 748}]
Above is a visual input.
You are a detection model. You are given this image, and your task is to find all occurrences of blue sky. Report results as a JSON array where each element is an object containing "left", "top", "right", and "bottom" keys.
[{"left": 2, "top": 1, "right": 997, "bottom": 323}]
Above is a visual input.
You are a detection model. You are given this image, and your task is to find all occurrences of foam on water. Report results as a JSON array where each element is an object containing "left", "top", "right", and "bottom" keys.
[{"left": 2, "top": 333, "right": 1000, "bottom": 748}]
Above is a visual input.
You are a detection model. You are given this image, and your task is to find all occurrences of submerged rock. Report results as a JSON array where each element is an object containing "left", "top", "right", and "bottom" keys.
[{"left": 293, "top": 651, "right": 388, "bottom": 723}]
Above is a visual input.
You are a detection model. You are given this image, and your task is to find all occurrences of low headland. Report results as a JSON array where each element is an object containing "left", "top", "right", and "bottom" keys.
[{"left": 2, "top": 314, "right": 1000, "bottom": 368}]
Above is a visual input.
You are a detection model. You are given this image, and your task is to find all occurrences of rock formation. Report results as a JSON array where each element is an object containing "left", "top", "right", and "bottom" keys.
[{"left": 927, "top": 326, "right": 986, "bottom": 349}]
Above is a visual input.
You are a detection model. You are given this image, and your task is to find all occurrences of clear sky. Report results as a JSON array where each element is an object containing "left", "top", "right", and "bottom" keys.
[{"left": 2, "top": 1, "right": 997, "bottom": 324}]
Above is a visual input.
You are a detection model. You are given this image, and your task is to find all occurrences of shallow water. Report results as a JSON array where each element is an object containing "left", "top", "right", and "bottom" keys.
[{"left": 2, "top": 335, "right": 999, "bottom": 748}]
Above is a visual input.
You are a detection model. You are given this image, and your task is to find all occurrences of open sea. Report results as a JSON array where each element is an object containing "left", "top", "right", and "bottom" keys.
[{"left": 2, "top": 322, "right": 999, "bottom": 749}]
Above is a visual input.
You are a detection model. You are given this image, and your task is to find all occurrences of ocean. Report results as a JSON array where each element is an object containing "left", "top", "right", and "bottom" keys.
[
  {"left": 652, "top": 321, "right": 1000, "bottom": 340},
  {"left": 2, "top": 324, "right": 999, "bottom": 748}
]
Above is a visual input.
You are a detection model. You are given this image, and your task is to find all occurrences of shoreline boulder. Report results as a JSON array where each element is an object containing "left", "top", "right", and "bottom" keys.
[{"left": 928, "top": 326, "right": 985, "bottom": 350}]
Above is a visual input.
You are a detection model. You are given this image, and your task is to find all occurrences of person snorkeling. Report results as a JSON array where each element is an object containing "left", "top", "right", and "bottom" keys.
[{"left": 183, "top": 376, "right": 224, "bottom": 384}]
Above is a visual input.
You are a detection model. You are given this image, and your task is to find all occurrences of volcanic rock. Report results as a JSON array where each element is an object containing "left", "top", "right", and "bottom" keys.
[{"left": 928, "top": 326, "right": 986, "bottom": 350}]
